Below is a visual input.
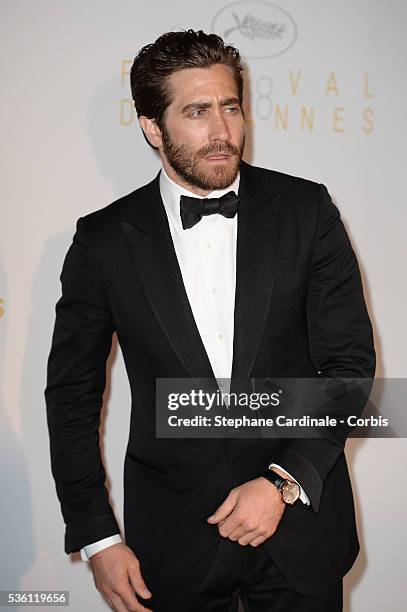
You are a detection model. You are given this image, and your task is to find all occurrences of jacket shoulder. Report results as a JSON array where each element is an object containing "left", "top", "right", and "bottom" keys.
[
  {"left": 74, "top": 175, "right": 158, "bottom": 245},
  {"left": 242, "top": 160, "right": 321, "bottom": 198},
  {"left": 82, "top": 177, "right": 155, "bottom": 225}
]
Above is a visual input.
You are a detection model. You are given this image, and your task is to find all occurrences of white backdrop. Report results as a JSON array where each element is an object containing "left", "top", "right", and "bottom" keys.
[{"left": 1, "top": 1, "right": 406, "bottom": 610}]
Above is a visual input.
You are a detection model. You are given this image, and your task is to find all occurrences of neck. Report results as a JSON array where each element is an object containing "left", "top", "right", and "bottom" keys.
[{"left": 161, "top": 159, "right": 212, "bottom": 197}]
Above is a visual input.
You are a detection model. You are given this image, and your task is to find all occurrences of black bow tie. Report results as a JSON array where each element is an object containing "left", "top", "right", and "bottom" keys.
[{"left": 179, "top": 191, "right": 240, "bottom": 230}]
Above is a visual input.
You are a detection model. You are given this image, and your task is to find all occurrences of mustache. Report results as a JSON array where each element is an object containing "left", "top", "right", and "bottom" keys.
[{"left": 198, "top": 142, "right": 240, "bottom": 157}]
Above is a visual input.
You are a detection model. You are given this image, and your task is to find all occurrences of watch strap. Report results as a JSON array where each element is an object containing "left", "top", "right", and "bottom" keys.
[{"left": 262, "top": 468, "right": 287, "bottom": 491}]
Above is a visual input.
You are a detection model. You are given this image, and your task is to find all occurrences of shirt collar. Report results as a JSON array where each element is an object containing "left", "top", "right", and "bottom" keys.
[{"left": 159, "top": 162, "right": 240, "bottom": 234}]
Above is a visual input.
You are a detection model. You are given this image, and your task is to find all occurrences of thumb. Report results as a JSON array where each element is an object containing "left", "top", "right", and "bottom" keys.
[
  {"left": 207, "top": 491, "right": 237, "bottom": 524},
  {"left": 128, "top": 565, "right": 152, "bottom": 599}
]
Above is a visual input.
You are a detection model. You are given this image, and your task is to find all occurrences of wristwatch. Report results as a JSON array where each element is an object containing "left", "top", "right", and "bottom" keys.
[{"left": 262, "top": 469, "right": 301, "bottom": 505}]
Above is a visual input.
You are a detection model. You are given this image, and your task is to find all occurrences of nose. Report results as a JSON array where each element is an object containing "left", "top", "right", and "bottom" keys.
[{"left": 208, "top": 108, "right": 232, "bottom": 143}]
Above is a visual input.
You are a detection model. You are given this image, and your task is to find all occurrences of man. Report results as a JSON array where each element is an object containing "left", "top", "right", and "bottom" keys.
[{"left": 45, "top": 29, "right": 375, "bottom": 611}]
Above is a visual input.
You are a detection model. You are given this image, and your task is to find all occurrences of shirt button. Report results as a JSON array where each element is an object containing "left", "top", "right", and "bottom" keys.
[
  {"left": 204, "top": 241, "right": 211, "bottom": 249},
  {"left": 212, "top": 287, "right": 217, "bottom": 294},
  {"left": 218, "top": 333, "right": 224, "bottom": 341}
]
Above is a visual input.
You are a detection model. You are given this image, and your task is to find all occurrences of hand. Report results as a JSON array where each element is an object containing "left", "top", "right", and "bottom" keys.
[
  {"left": 89, "top": 543, "right": 153, "bottom": 611},
  {"left": 206, "top": 475, "right": 286, "bottom": 547}
]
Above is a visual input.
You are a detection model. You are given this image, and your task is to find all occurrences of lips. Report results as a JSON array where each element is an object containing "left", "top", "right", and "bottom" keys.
[{"left": 205, "top": 154, "right": 232, "bottom": 160}]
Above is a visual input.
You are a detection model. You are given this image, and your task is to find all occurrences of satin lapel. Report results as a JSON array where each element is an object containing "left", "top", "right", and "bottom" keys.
[
  {"left": 231, "top": 161, "right": 281, "bottom": 383},
  {"left": 121, "top": 162, "right": 280, "bottom": 391},
  {"left": 122, "top": 171, "right": 218, "bottom": 390}
]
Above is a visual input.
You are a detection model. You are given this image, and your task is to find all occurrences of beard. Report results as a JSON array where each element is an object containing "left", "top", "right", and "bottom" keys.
[{"left": 160, "top": 122, "right": 245, "bottom": 191}]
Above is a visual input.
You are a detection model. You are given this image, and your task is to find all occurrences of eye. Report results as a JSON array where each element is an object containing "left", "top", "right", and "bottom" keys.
[
  {"left": 190, "top": 109, "right": 205, "bottom": 118},
  {"left": 226, "top": 107, "right": 240, "bottom": 113}
]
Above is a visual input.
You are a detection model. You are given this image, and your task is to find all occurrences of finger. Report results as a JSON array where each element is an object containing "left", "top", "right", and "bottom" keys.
[
  {"left": 118, "top": 580, "right": 151, "bottom": 611},
  {"left": 248, "top": 534, "right": 267, "bottom": 547},
  {"left": 109, "top": 588, "right": 152, "bottom": 612},
  {"left": 108, "top": 591, "right": 128, "bottom": 612},
  {"left": 207, "top": 492, "right": 237, "bottom": 524},
  {"left": 227, "top": 525, "right": 247, "bottom": 541},
  {"left": 217, "top": 513, "right": 242, "bottom": 537},
  {"left": 128, "top": 565, "right": 152, "bottom": 600},
  {"left": 98, "top": 586, "right": 117, "bottom": 610},
  {"left": 238, "top": 530, "right": 262, "bottom": 546},
  {"left": 103, "top": 593, "right": 114, "bottom": 610}
]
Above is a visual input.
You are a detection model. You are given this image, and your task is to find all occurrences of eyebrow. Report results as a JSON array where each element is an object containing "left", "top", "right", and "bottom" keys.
[{"left": 181, "top": 97, "right": 241, "bottom": 114}]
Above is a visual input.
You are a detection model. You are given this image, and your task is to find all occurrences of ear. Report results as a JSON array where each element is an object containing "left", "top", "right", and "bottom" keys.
[{"left": 138, "top": 116, "right": 163, "bottom": 148}]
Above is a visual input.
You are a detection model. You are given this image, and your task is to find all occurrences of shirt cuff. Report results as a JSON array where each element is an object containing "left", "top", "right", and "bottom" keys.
[
  {"left": 80, "top": 533, "right": 123, "bottom": 561},
  {"left": 268, "top": 462, "right": 311, "bottom": 506}
]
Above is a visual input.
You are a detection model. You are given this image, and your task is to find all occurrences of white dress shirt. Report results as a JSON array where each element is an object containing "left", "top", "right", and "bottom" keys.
[{"left": 80, "top": 164, "right": 309, "bottom": 561}]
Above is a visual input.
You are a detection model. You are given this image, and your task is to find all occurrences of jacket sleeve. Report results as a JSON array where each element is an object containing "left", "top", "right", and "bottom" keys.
[
  {"left": 45, "top": 216, "right": 120, "bottom": 554},
  {"left": 271, "top": 183, "right": 376, "bottom": 513}
]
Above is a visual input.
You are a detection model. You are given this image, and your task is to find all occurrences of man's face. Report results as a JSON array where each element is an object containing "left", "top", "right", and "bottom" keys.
[{"left": 158, "top": 64, "right": 245, "bottom": 193}]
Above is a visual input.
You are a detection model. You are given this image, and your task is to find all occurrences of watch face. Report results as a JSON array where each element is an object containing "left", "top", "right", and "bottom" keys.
[{"left": 282, "top": 481, "right": 300, "bottom": 504}]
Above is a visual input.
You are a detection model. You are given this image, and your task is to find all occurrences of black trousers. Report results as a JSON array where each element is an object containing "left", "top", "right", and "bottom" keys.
[{"left": 138, "top": 537, "right": 343, "bottom": 611}]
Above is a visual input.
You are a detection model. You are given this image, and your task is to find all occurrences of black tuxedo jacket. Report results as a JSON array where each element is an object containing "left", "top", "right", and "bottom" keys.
[{"left": 45, "top": 160, "right": 375, "bottom": 606}]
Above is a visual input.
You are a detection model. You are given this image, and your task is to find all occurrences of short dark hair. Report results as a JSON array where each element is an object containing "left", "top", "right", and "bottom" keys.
[{"left": 130, "top": 29, "right": 244, "bottom": 146}]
